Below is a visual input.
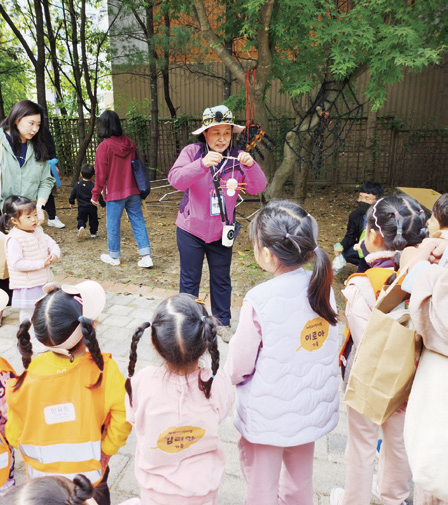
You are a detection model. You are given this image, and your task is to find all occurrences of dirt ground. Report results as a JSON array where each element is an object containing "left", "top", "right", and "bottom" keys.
[{"left": 48, "top": 179, "right": 361, "bottom": 311}]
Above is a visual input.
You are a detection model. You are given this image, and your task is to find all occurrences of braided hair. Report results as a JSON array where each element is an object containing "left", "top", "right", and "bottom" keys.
[
  {"left": 0, "top": 474, "right": 94, "bottom": 505},
  {"left": 126, "top": 293, "right": 220, "bottom": 404},
  {"left": 13, "top": 288, "right": 104, "bottom": 392},
  {"left": 249, "top": 200, "right": 337, "bottom": 326},
  {"left": 367, "top": 194, "right": 427, "bottom": 269}
]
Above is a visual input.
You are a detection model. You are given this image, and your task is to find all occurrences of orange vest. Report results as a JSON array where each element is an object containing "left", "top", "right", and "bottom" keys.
[
  {"left": 0, "top": 357, "right": 15, "bottom": 487},
  {"left": 339, "top": 268, "right": 394, "bottom": 368},
  {"left": 5, "top": 353, "right": 112, "bottom": 485}
]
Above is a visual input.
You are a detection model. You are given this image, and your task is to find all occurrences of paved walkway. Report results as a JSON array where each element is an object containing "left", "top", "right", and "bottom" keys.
[{"left": 0, "top": 281, "right": 413, "bottom": 505}]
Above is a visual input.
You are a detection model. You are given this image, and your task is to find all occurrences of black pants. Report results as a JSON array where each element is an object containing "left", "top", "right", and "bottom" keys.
[
  {"left": 42, "top": 193, "right": 56, "bottom": 220},
  {"left": 177, "top": 227, "right": 233, "bottom": 326},
  {"left": 78, "top": 206, "right": 99, "bottom": 234}
]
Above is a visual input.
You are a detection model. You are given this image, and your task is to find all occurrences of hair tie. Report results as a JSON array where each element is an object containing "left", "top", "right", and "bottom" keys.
[
  {"left": 195, "top": 298, "right": 206, "bottom": 306},
  {"left": 419, "top": 209, "right": 425, "bottom": 214},
  {"left": 396, "top": 225, "right": 403, "bottom": 235},
  {"left": 285, "top": 233, "right": 290, "bottom": 239},
  {"left": 372, "top": 198, "right": 385, "bottom": 237},
  {"left": 201, "top": 315, "right": 206, "bottom": 322},
  {"left": 420, "top": 227, "right": 426, "bottom": 232},
  {"left": 314, "top": 246, "right": 319, "bottom": 252},
  {"left": 211, "top": 374, "right": 215, "bottom": 379},
  {"left": 127, "top": 375, "right": 132, "bottom": 380},
  {"left": 78, "top": 316, "right": 83, "bottom": 322},
  {"left": 394, "top": 211, "right": 399, "bottom": 216}
]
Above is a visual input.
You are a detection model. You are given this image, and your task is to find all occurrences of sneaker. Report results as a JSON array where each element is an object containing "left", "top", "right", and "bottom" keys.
[
  {"left": 48, "top": 216, "right": 65, "bottom": 228},
  {"left": 91, "top": 233, "right": 98, "bottom": 238},
  {"left": 218, "top": 325, "right": 233, "bottom": 343},
  {"left": 78, "top": 227, "right": 86, "bottom": 239},
  {"left": 138, "top": 255, "right": 153, "bottom": 268},
  {"left": 330, "top": 488, "right": 344, "bottom": 505},
  {"left": 101, "top": 254, "right": 120, "bottom": 266}
]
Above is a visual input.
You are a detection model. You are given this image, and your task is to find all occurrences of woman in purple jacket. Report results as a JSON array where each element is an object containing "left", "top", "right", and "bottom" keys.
[{"left": 168, "top": 105, "right": 266, "bottom": 342}]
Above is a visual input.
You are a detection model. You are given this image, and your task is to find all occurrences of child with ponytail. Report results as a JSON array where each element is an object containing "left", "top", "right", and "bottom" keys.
[
  {"left": 4, "top": 281, "right": 131, "bottom": 505},
  {"left": 225, "top": 200, "right": 340, "bottom": 505},
  {"left": 125, "top": 293, "right": 232, "bottom": 505},
  {"left": 331, "top": 194, "right": 427, "bottom": 505}
]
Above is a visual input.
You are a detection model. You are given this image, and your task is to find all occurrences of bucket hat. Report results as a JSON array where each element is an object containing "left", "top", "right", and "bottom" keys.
[{"left": 192, "top": 105, "right": 244, "bottom": 135}]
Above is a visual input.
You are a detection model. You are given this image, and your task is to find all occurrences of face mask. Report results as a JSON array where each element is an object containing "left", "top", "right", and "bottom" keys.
[{"left": 358, "top": 201, "right": 371, "bottom": 214}]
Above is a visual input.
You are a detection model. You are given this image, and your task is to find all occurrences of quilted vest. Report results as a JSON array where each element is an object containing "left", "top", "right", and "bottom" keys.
[
  {"left": 5, "top": 353, "right": 112, "bottom": 485},
  {"left": 235, "top": 268, "right": 339, "bottom": 446},
  {"left": 6, "top": 227, "right": 51, "bottom": 289}
]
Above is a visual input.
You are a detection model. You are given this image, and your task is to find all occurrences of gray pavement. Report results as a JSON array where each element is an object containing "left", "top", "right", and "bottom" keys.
[{"left": 0, "top": 290, "right": 412, "bottom": 504}]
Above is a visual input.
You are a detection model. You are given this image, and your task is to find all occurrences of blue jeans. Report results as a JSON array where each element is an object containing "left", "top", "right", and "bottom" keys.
[{"left": 106, "top": 194, "right": 151, "bottom": 258}]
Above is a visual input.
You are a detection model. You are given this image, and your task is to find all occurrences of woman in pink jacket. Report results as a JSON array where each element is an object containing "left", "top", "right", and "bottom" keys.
[{"left": 168, "top": 105, "right": 266, "bottom": 342}]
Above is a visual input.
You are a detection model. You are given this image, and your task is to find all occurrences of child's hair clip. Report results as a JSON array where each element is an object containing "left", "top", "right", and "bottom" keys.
[
  {"left": 195, "top": 298, "right": 206, "bottom": 306},
  {"left": 201, "top": 316, "right": 206, "bottom": 322}
]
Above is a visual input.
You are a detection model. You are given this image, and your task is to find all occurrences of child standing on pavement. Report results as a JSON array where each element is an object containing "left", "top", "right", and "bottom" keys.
[
  {"left": 331, "top": 195, "right": 427, "bottom": 505},
  {"left": 69, "top": 164, "right": 105, "bottom": 239},
  {"left": 0, "top": 196, "right": 60, "bottom": 333},
  {"left": 125, "top": 293, "right": 232, "bottom": 505},
  {"left": 5, "top": 280, "right": 132, "bottom": 505},
  {"left": 225, "top": 200, "right": 340, "bottom": 505}
]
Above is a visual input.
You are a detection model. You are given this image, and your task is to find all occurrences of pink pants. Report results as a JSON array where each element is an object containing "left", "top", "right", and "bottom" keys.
[
  {"left": 342, "top": 407, "right": 411, "bottom": 505},
  {"left": 238, "top": 436, "right": 315, "bottom": 505}
]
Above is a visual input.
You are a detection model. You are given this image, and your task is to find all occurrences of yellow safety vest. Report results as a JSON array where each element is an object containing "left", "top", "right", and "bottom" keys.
[{"left": 6, "top": 353, "right": 112, "bottom": 485}]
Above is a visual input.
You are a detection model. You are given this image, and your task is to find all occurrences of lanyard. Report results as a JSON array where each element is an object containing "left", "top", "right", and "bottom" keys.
[{"left": 209, "top": 166, "right": 230, "bottom": 225}]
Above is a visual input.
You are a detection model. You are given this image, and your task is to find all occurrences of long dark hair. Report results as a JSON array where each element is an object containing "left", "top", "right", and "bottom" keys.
[
  {"left": 0, "top": 100, "right": 48, "bottom": 161},
  {"left": 98, "top": 110, "right": 123, "bottom": 138},
  {"left": 126, "top": 294, "right": 220, "bottom": 404},
  {"left": 14, "top": 289, "right": 105, "bottom": 391},
  {"left": 249, "top": 200, "right": 338, "bottom": 326}
]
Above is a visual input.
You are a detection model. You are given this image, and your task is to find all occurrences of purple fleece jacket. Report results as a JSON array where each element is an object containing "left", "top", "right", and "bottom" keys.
[{"left": 168, "top": 143, "right": 266, "bottom": 243}]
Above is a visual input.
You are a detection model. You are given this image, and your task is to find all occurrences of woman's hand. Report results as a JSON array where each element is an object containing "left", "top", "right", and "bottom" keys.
[
  {"left": 202, "top": 151, "right": 223, "bottom": 168},
  {"left": 238, "top": 152, "right": 254, "bottom": 167}
]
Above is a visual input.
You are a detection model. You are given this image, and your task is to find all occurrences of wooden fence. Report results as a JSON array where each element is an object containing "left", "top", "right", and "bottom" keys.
[{"left": 49, "top": 117, "right": 448, "bottom": 192}]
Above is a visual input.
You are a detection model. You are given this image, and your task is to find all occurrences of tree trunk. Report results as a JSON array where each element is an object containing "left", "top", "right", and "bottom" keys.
[
  {"left": 0, "top": 82, "right": 4, "bottom": 121},
  {"left": 365, "top": 107, "right": 378, "bottom": 180},
  {"left": 162, "top": 13, "right": 176, "bottom": 118},
  {"left": 42, "top": 0, "right": 68, "bottom": 116},
  {"left": 147, "top": 3, "right": 158, "bottom": 176},
  {"left": 34, "top": 0, "right": 47, "bottom": 118}
]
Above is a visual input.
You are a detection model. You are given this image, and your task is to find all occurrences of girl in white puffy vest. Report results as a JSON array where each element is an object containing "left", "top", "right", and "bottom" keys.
[
  {"left": 225, "top": 200, "right": 339, "bottom": 505},
  {"left": 0, "top": 195, "right": 59, "bottom": 336}
]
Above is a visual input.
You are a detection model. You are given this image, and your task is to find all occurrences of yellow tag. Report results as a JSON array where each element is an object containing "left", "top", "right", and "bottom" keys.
[
  {"left": 152, "top": 425, "right": 206, "bottom": 454},
  {"left": 296, "top": 317, "right": 330, "bottom": 352}
]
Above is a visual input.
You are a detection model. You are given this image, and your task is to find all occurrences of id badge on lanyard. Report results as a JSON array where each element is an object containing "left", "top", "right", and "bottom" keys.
[{"left": 210, "top": 195, "right": 225, "bottom": 216}]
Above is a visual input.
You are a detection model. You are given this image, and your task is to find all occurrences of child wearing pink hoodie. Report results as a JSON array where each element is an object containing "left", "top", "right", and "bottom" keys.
[{"left": 125, "top": 293, "right": 232, "bottom": 505}]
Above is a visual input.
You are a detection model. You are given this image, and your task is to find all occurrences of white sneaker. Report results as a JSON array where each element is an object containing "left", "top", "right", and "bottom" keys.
[
  {"left": 48, "top": 216, "right": 65, "bottom": 228},
  {"left": 138, "top": 255, "right": 153, "bottom": 268},
  {"left": 101, "top": 254, "right": 120, "bottom": 266},
  {"left": 91, "top": 233, "right": 98, "bottom": 238},
  {"left": 78, "top": 227, "right": 86, "bottom": 239},
  {"left": 330, "top": 488, "right": 344, "bottom": 505}
]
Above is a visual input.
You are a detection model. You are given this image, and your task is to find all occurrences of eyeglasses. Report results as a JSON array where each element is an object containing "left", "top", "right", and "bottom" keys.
[{"left": 202, "top": 108, "right": 234, "bottom": 126}]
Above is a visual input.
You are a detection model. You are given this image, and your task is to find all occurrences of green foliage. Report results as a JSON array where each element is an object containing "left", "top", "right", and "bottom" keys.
[{"left": 198, "top": 0, "right": 447, "bottom": 110}]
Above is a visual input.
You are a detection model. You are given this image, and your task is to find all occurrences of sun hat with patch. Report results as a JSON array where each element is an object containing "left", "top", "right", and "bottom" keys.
[{"left": 192, "top": 105, "right": 244, "bottom": 135}]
